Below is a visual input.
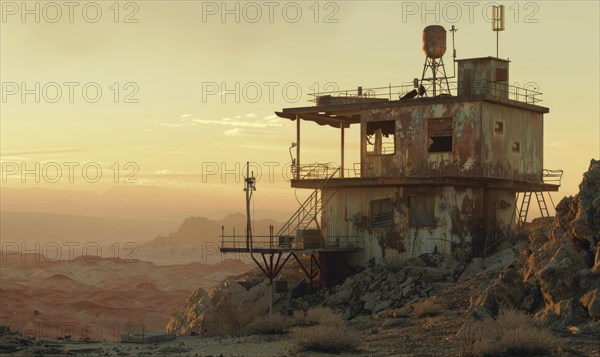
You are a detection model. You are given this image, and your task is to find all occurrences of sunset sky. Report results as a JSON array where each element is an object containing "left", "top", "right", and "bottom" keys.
[{"left": 1, "top": 1, "right": 599, "bottom": 219}]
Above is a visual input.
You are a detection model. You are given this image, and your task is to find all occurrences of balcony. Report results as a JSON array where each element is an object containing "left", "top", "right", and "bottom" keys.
[{"left": 291, "top": 162, "right": 562, "bottom": 192}]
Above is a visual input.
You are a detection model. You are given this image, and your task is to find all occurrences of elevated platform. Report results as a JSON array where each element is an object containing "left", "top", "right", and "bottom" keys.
[
  {"left": 219, "top": 234, "right": 361, "bottom": 254},
  {"left": 219, "top": 246, "right": 359, "bottom": 254},
  {"left": 291, "top": 176, "right": 561, "bottom": 192}
]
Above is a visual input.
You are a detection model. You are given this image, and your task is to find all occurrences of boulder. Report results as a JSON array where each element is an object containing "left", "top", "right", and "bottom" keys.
[{"left": 580, "top": 288, "right": 600, "bottom": 321}]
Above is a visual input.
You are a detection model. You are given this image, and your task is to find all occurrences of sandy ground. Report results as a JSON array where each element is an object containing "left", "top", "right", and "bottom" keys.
[
  {"left": 3, "top": 272, "right": 598, "bottom": 357},
  {"left": 0, "top": 251, "right": 250, "bottom": 342}
]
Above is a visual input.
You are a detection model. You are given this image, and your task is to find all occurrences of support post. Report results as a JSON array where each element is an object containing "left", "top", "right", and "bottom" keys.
[
  {"left": 296, "top": 115, "right": 300, "bottom": 180},
  {"left": 340, "top": 122, "right": 345, "bottom": 178}
]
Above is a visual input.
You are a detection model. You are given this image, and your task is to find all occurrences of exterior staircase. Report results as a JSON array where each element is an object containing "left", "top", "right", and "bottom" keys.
[{"left": 275, "top": 167, "right": 340, "bottom": 247}]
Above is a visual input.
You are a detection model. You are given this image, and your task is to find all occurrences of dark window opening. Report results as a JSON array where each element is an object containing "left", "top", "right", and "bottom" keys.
[
  {"left": 494, "top": 121, "right": 504, "bottom": 134},
  {"left": 371, "top": 198, "right": 394, "bottom": 228},
  {"left": 366, "top": 120, "right": 395, "bottom": 155},
  {"left": 409, "top": 196, "right": 436, "bottom": 227},
  {"left": 428, "top": 118, "right": 453, "bottom": 153},
  {"left": 495, "top": 68, "right": 508, "bottom": 82},
  {"left": 512, "top": 141, "right": 520, "bottom": 153}
]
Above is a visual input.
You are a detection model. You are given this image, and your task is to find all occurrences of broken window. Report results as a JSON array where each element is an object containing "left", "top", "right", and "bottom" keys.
[
  {"left": 370, "top": 198, "right": 394, "bottom": 228},
  {"left": 428, "top": 118, "right": 453, "bottom": 153},
  {"left": 366, "top": 120, "right": 395, "bottom": 155},
  {"left": 409, "top": 196, "right": 436, "bottom": 227}
]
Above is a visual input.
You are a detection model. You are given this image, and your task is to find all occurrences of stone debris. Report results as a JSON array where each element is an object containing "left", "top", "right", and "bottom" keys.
[{"left": 321, "top": 254, "right": 463, "bottom": 319}]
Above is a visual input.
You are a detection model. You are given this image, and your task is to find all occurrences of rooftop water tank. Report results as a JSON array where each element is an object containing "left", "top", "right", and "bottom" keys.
[{"left": 422, "top": 25, "right": 446, "bottom": 59}]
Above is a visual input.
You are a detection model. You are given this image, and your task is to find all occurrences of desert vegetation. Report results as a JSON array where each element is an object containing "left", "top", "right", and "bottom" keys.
[
  {"left": 413, "top": 299, "right": 444, "bottom": 317},
  {"left": 249, "top": 313, "right": 290, "bottom": 335},
  {"left": 292, "top": 307, "right": 360, "bottom": 353},
  {"left": 459, "top": 309, "right": 557, "bottom": 356}
]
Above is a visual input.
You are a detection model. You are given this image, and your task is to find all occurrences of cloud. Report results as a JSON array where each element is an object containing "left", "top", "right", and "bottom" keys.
[
  {"left": 155, "top": 113, "right": 285, "bottom": 131},
  {"left": 224, "top": 128, "right": 242, "bottom": 136},
  {"left": 191, "top": 118, "right": 282, "bottom": 128},
  {"left": 0, "top": 148, "right": 87, "bottom": 157}
]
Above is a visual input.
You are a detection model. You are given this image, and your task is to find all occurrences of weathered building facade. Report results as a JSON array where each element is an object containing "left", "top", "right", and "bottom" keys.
[
  {"left": 274, "top": 55, "right": 560, "bottom": 270},
  {"left": 221, "top": 27, "right": 562, "bottom": 287}
]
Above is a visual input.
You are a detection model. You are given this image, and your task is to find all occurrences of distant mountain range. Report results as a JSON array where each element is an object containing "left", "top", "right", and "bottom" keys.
[
  {"left": 0, "top": 210, "right": 285, "bottom": 248},
  {"left": 0, "top": 186, "right": 291, "bottom": 245},
  {"left": 142, "top": 213, "right": 284, "bottom": 247},
  {"left": 0, "top": 211, "right": 174, "bottom": 243}
]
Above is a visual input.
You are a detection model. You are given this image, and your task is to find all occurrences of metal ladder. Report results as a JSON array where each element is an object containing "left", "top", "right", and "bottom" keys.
[{"left": 517, "top": 191, "right": 550, "bottom": 226}]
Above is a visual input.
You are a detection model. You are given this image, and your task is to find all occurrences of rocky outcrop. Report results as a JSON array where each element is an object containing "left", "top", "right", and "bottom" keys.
[
  {"left": 466, "top": 159, "right": 600, "bottom": 326},
  {"left": 165, "top": 280, "right": 270, "bottom": 335},
  {"left": 166, "top": 262, "right": 307, "bottom": 335}
]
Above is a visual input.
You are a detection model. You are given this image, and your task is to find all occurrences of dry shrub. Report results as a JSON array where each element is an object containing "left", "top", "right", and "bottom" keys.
[
  {"left": 413, "top": 300, "right": 443, "bottom": 317},
  {"left": 459, "top": 309, "right": 557, "bottom": 356},
  {"left": 249, "top": 313, "right": 289, "bottom": 335},
  {"left": 393, "top": 305, "right": 411, "bottom": 318},
  {"left": 385, "top": 257, "right": 407, "bottom": 273},
  {"left": 293, "top": 307, "right": 337, "bottom": 327},
  {"left": 293, "top": 311, "right": 359, "bottom": 353}
]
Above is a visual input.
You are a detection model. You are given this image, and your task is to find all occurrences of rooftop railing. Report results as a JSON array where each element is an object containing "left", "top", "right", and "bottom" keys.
[{"left": 309, "top": 79, "right": 543, "bottom": 105}]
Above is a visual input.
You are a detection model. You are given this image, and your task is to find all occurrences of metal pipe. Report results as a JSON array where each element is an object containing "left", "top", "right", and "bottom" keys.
[{"left": 296, "top": 115, "right": 300, "bottom": 180}]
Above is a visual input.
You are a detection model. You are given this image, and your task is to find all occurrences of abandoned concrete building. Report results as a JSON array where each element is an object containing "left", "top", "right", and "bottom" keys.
[{"left": 220, "top": 25, "right": 562, "bottom": 286}]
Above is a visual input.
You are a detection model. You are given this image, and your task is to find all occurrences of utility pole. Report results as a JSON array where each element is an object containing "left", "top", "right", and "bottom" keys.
[{"left": 244, "top": 161, "right": 256, "bottom": 249}]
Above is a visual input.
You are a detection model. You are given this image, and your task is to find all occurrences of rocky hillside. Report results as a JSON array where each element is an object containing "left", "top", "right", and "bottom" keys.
[
  {"left": 165, "top": 251, "right": 488, "bottom": 335},
  {"left": 466, "top": 159, "right": 600, "bottom": 327}
]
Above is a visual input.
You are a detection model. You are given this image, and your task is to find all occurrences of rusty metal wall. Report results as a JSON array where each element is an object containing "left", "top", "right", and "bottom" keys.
[
  {"left": 361, "top": 101, "right": 482, "bottom": 178},
  {"left": 360, "top": 100, "right": 543, "bottom": 181},
  {"left": 320, "top": 185, "right": 515, "bottom": 266},
  {"left": 481, "top": 101, "right": 543, "bottom": 180},
  {"left": 457, "top": 58, "right": 510, "bottom": 98}
]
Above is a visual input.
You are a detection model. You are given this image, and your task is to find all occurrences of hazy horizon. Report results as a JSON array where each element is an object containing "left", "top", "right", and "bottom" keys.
[{"left": 2, "top": 1, "right": 598, "bottom": 219}]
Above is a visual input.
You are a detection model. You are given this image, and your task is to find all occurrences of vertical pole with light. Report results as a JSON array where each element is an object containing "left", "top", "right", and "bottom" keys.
[
  {"left": 492, "top": 5, "right": 505, "bottom": 58},
  {"left": 244, "top": 161, "right": 256, "bottom": 250}
]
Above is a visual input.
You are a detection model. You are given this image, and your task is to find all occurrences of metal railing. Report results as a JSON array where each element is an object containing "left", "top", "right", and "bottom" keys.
[
  {"left": 219, "top": 234, "right": 361, "bottom": 250},
  {"left": 293, "top": 162, "right": 339, "bottom": 180},
  {"left": 292, "top": 161, "right": 562, "bottom": 186},
  {"left": 309, "top": 79, "right": 543, "bottom": 105},
  {"left": 543, "top": 169, "right": 563, "bottom": 186}
]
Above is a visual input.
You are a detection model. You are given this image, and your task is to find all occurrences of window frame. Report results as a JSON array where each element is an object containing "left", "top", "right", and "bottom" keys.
[
  {"left": 370, "top": 198, "right": 394, "bottom": 228},
  {"left": 366, "top": 120, "right": 396, "bottom": 156},
  {"left": 427, "top": 117, "right": 454, "bottom": 153}
]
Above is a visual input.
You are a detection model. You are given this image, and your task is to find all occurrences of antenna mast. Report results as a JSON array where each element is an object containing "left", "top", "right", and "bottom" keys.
[{"left": 492, "top": 5, "right": 505, "bottom": 58}]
